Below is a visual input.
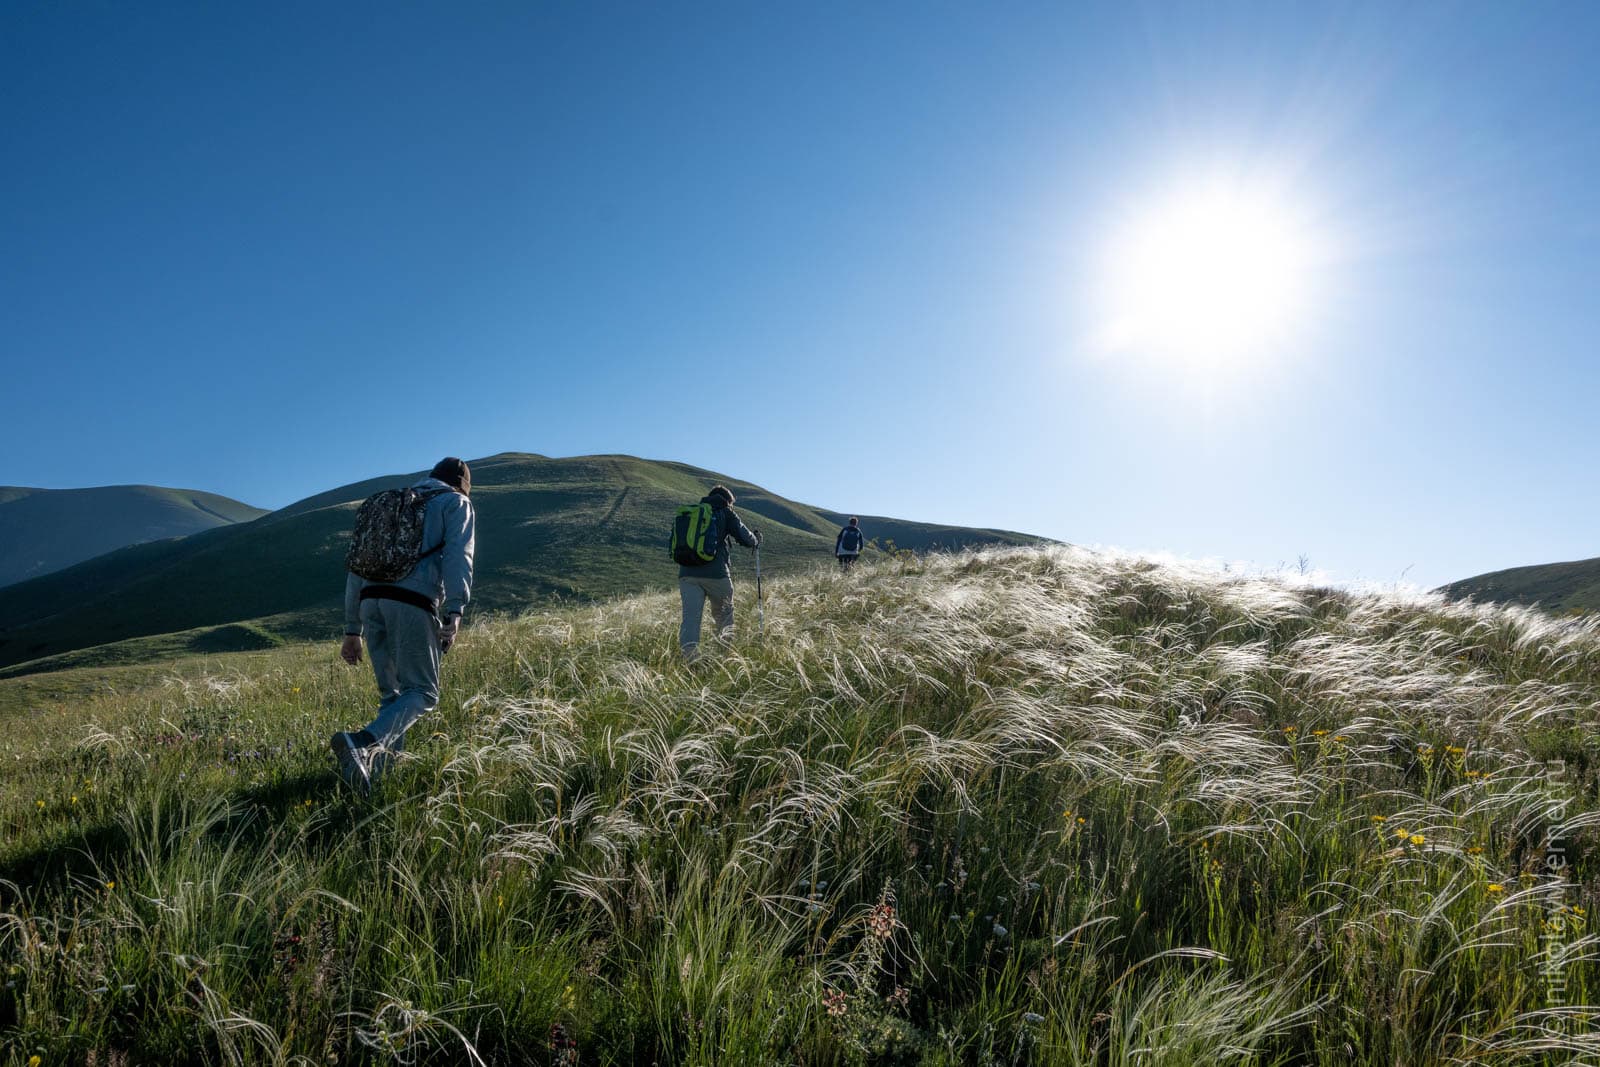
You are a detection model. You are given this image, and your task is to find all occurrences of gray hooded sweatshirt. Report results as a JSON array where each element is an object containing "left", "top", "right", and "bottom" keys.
[{"left": 344, "top": 477, "right": 476, "bottom": 634}]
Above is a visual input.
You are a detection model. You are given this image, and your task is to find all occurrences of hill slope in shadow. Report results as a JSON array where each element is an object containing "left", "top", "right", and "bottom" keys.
[
  {"left": 0, "top": 485, "right": 266, "bottom": 588},
  {"left": 1439, "top": 555, "right": 1600, "bottom": 615}
]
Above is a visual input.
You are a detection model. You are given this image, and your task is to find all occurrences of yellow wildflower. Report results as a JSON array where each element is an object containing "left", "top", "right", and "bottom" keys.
[
  {"left": 1409, "top": 834, "right": 1425, "bottom": 846},
  {"left": 1311, "top": 729, "right": 1329, "bottom": 737},
  {"left": 1333, "top": 735, "right": 1350, "bottom": 742},
  {"left": 1486, "top": 883, "right": 1505, "bottom": 894},
  {"left": 105, "top": 881, "right": 115, "bottom": 891},
  {"left": 1283, "top": 726, "right": 1297, "bottom": 735},
  {"left": 29, "top": 1056, "right": 41, "bottom": 1067},
  {"left": 1393, "top": 828, "right": 1409, "bottom": 839},
  {"left": 1466, "top": 846, "right": 1484, "bottom": 856},
  {"left": 1370, "top": 815, "right": 1387, "bottom": 823}
]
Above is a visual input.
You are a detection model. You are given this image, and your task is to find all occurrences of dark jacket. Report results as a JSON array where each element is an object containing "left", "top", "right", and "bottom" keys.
[
  {"left": 835, "top": 525, "right": 864, "bottom": 556},
  {"left": 677, "top": 496, "right": 759, "bottom": 580}
]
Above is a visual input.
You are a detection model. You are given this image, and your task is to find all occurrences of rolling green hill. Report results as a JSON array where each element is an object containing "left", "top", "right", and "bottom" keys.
[
  {"left": 1438, "top": 555, "right": 1600, "bottom": 615},
  {"left": 0, "top": 485, "right": 266, "bottom": 588},
  {"left": 0, "top": 453, "right": 1040, "bottom": 675}
]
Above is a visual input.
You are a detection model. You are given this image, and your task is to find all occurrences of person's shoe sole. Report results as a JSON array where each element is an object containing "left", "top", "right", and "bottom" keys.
[{"left": 330, "top": 731, "right": 371, "bottom": 794}]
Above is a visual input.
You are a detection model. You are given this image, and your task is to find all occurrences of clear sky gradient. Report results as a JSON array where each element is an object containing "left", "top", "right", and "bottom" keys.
[{"left": 4, "top": 2, "right": 1597, "bottom": 590}]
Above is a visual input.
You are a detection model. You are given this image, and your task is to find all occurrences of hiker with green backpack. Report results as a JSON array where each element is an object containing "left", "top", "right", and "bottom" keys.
[
  {"left": 332, "top": 457, "right": 476, "bottom": 792},
  {"left": 670, "top": 484, "right": 760, "bottom": 662}
]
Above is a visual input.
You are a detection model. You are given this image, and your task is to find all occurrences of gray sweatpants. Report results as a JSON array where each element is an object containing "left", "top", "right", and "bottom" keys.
[
  {"left": 679, "top": 575, "right": 735, "bottom": 658},
  {"left": 360, "top": 597, "right": 441, "bottom": 763}
]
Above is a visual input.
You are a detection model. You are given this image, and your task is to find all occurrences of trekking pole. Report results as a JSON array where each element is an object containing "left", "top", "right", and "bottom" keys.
[{"left": 755, "top": 541, "right": 764, "bottom": 636}]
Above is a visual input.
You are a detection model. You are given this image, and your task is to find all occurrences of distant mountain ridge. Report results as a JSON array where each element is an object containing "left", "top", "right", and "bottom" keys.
[
  {"left": 0, "top": 485, "right": 267, "bottom": 588},
  {"left": 0, "top": 453, "right": 1044, "bottom": 675},
  {"left": 1438, "top": 556, "right": 1600, "bottom": 615}
]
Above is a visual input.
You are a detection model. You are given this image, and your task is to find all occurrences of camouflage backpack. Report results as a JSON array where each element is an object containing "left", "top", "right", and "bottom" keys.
[{"left": 345, "top": 486, "right": 452, "bottom": 582}]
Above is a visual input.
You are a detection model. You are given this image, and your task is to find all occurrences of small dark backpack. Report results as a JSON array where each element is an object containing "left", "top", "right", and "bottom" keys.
[
  {"left": 670, "top": 502, "right": 722, "bottom": 566},
  {"left": 839, "top": 527, "right": 864, "bottom": 554},
  {"left": 346, "top": 486, "right": 451, "bottom": 582}
]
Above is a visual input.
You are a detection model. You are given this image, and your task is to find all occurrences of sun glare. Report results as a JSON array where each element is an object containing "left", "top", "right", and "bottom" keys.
[{"left": 1098, "top": 177, "right": 1318, "bottom": 370}]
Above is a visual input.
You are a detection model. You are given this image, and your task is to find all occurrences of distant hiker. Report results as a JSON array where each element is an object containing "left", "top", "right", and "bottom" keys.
[
  {"left": 835, "top": 517, "right": 864, "bottom": 570},
  {"left": 670, "top": 484, "right": 760, "bottom": 661},
  {"left": 332, "top": 457, "right": 476, "bottom": 792}
]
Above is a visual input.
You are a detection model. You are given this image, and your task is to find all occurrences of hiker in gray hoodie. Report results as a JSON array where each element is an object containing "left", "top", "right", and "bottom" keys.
[
  {"left": 678, "top": 484, "right": 760, "bottom": 661},
  {"left": 333, "top": 457, "right": 475, "bottom": 791}
]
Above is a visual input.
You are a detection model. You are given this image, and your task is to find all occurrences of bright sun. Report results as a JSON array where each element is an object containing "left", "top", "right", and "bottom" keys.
[{"left": 1099, "top": 177, "right": 1317, "bottom": 370}]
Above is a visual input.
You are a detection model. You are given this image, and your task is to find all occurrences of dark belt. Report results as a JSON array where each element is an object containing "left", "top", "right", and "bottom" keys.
[{"left": 359, "top": 584, "right": 440, "bottom": 618}]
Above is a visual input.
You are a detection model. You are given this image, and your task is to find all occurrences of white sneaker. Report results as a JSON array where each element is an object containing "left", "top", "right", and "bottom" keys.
[{"left": 330, "top": 731, "right": 372, "bottom": 793}]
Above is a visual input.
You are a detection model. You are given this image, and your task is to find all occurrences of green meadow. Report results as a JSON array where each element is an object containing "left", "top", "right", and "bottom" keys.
[{"left": 2, "top": 546, "right": 1596, "bottom": 1065}]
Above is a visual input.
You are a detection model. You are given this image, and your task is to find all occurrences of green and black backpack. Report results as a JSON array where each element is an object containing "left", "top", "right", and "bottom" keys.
[{"left": 670, "top": 502, "right": 722, "bottom": 566}]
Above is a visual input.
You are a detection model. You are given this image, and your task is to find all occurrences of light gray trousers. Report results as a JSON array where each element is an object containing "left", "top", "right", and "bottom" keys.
[
  {"left": 679, "top": 575, "right": 735, "bottom": 657},
  {"left": 360, "top": 597, "right": 441, "bottom": 759}
]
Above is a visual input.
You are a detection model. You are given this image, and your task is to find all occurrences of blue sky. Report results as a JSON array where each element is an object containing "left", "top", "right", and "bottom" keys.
[{"left": 4, "top": 2, "right": 1597, "bottom": 589}]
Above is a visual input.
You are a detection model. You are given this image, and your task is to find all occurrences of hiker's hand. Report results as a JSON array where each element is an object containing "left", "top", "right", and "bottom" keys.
[
  {"left": 340, "top": 635, "right": 363, "bottom": 665},
  {"left": 439, "top": 615, "right": 460, "bottom": 653}
]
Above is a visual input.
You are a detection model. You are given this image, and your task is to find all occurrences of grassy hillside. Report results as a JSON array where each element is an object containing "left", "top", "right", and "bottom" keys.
[
  {"left": 1440, "top": 556, "right": 1600, "bottom": 616},
  {"left": 0, "top": 485, "right": 266, "bottom": 588},
  {"left": 1, "top": 546, "right": 1595, "bottom": 1065},
  {"left": 0, "top": 453, "right": 1038, "bottom": 675}
]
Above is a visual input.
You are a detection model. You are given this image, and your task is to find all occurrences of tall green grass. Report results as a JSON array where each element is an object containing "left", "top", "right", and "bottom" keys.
[{"left": 1, "top": 546, "right": 1595, "bottom": 1064}]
